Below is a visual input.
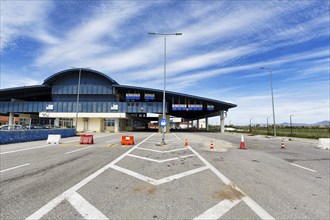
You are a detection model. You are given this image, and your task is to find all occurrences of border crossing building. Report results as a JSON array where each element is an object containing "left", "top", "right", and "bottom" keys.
[{"left": 0, "top": 68, "right": 237, "bottom": 132}]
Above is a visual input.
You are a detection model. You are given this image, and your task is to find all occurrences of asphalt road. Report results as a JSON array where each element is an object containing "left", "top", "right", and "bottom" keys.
[{"left": 0, "top": 132, "right": 329, "bottom": 219}]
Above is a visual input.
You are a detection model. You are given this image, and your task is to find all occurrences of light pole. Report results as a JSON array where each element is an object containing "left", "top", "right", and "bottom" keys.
[
  {"left": 260, "top": 67, "right": 276, "bottom": 137},
  {"left": 148, "top": 32, "right": 182, "bottom": 145},
  {"left": 75, "top": 68, "right": 82, "bottom": 132},
  {"left": 290, "top": 114, "right": 294, "bottom": 136}
]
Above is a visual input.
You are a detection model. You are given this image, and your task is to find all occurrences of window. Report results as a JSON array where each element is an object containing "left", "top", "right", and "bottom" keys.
[
  {"left": 59, "top": 118, "right": 73, "bottom": 128},
  {"left": 104, "top": 119, "right": 115, "bottom": 127},
  {"left": 125, "top": 119, "right": 132, "bottom": 127}
]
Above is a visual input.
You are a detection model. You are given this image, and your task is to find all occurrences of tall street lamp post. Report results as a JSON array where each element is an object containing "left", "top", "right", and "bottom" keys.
[
  {"left": 75, "top": 68, "right": 82, "bottom": 132},
  {"left": 290, "top": 114, "right": 294, "bottom": 136},
  {"left": 148, "top": 32, "right": 182, "bottom": 145},
  {"left": 260, "top": 67, "right": 276, "bottom": 137}
]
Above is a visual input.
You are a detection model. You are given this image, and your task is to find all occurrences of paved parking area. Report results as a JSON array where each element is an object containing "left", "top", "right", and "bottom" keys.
[{"left": 0, "top": 132, "right": 329, "bottom": 219}]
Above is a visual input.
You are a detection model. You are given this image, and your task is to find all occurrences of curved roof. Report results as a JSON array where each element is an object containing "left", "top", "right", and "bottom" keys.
[
  {"left": 0, "top": 85, "right": 51, "bottom": 101},
  {"left": 43, "top": 68, "right": 119, "bottom": 86}
]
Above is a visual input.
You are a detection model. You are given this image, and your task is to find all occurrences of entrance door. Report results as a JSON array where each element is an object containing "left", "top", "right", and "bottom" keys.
[{"left": 83, "top": 119, "right": 88, "bottom": 131}]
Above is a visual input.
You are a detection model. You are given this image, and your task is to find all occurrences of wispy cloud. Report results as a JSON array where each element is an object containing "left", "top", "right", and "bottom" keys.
[
  {"left": 1, "top": 1, "right": 329, "bottom": 124},
  {"left": 0, "top": 1, "right": 55, "bottom": 50}
]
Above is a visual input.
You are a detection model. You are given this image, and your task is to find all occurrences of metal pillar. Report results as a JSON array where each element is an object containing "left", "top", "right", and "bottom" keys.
[{"left": 197, "top": 119, "right": 199, "bottom": 130}]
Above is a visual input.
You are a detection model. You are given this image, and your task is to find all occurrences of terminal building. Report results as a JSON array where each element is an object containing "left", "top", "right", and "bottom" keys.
[{"left": 0, "top": 68, "right": 237, "bottom": 132}]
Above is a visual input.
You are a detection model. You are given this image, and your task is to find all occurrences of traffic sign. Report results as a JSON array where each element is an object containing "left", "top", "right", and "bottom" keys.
[{"left": 160, "top": 118, "right": 167, "bottom": 127}]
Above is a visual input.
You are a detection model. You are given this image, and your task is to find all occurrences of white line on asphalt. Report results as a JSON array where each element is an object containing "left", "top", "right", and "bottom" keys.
[
  {"left": 106, "top": 139, "right": 119, "bottom": 143},
  {"left": 194, "top": 199, "right": 242, "bottom": 220},
  {"left": 127, "top": 153, "right": 195, "bottom": 163},
  {"left": 291, "top": 163, "right": 317, "bottom": 172},
  {"left": 64, "top": 145, "right": 95, "bottom": 155},
  {"left": 110, "top": 164, "right": 157, "bottom": 185},
  {"left": 172, "top": 133, "right": 275, "bottom": 220},
  {"left": 136, "top": 147, "right": 188, "bottom": 153},
  {"left": 25, "top": 133, "right": 156, "bottom": 220},
  {"left": 0, "top": 145, "right": 55, "bottom": 155},
  {"left": 67, "top": 192, "right": 108, "bottom": 220},
  {"left": 0, "top": 138, "right": 82, "bottom": 155},
  {"left": 155, "top": 166, "right": 208, "bottom": 185},
  {"left": 110, "top": 164, "right": 208, "bottom": 186},
  {"left": 0, "top": 163, "right": 30, "bottom": 173}
]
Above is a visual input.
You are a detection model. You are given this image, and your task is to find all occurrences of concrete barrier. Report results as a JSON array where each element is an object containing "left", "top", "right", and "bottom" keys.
[
  {"left": 317, "top": 138, "right": 329, "bottom": 150},
  {"left": 47, "top": 134, "right": 62, "bottom": 144}
]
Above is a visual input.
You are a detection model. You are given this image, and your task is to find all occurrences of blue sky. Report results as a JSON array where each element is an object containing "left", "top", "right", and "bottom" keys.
[{"left": 1, "top": 0, "right": 329, "bottom": 125}]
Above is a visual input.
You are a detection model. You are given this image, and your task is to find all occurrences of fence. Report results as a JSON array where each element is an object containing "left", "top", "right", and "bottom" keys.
[{"left": 0, "top": 129, "right": 76, "bottom": 145}]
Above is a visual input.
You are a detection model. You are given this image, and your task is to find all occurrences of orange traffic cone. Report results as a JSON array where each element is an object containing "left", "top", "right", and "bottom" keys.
[
  {"left": 239, "top": 135, "right": 246, "bottom": 149},
  {"left": 210, "top": 141, "right": 214, "bottom": 150},
  {"left": 281, "top": 139, "right": 285, "bottom": 149},
  {"left": 184, "top": 139, "right": 189, "bottom": 147}
]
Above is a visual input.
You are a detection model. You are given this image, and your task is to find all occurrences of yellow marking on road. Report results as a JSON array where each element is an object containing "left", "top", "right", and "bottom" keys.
[{"left": 103, "top": 143, "right": 120, "bottom": 148}]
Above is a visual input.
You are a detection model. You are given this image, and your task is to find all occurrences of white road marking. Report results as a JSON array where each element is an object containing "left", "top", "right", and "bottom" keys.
[
  {"left": 194, "top": 199, "right": 242, "bottom": 220},
  {"left": 0, "top": 139, "right": 81, "bottom": 155},
  {"left": 110, "top": 164, "right": 208, "bottom": 186},
  {"left": 64, "top": 145, "right": 95, "bottom": 154},
  {"left": 242, "top": 196, "right": 275, "bottom": 220},
  {"left": 173, "top": 133, "right": 275, "bottom": 220},
  {"left": 67, "top": 192, "right": 108, "bottom": 220},
  {"left": 25, "top": 133, "right": 156, "bottom": 220},
  {"left": 136, "top": 147, "right": 188, "bottom": 153},
  {"left": 155, "top": 166, "right": 208, "bottom": 185},
  {"left": 291, "top": 163, "right": 317, "bottom": 172},
  {"left": 0, "top": 145, "right": 55, "bottom": 155},
  {"left": 110, "top": 164, "right": 157, "bottom": 185},
  {"left": 126, "top": 153, "right": 195, "bottom": 163},
  {"left": 0, "top": 163, "right": 30, "bottom": 173}
]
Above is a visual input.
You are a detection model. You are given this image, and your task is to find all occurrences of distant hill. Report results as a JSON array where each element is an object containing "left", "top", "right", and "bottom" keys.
[{"left": 280, "top": 121, "right": 329, "bottom": 127}]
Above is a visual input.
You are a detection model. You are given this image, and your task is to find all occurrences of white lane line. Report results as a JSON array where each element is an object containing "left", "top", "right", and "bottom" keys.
[
  {"left": 0, "top": 144, "right": 56, "bottom": 155},
  {"left": 155, "top": 166, "right": 208, "bottom": 185},
  {"left": 127, "top": 153, "right": 195, "bottom": 163},
  {"left": 25, "top": 133, "right": 156, "bottom": 220},
  {"left": 67, "top": 192, "right": 108, "bottom": 220},
  {"left": 110, "top": 164, "right": 157, "bottom": 185},
  {"left": 173, "top": 133, "right": 275, "bottom": 220},
  {"left": 241, "top": 196, "right": 275, "bottom": 220},
  {"left": 64, "top": 145, "right": 95, "bottom": 155},
  {"left": 0, "top": 138, "right": 83, "bottom": 155},
  {"left": 291, "top": 163, "right": 317, "bottom": 172},
  {"left": 0, "top": 163, "right": 30, "bottom": 173},
  {"left": 136, "top": 147, "right": 188, "bottom": 153},
  {"left": 194, "top": 199, "right": 242, "bottom": 220}
]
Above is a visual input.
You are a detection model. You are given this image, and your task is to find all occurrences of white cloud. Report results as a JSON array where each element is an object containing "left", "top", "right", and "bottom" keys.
[
  {"left": 0, "top": 1, "right": 55, "bottom": 50},
  {"left": 1, "top": 1, "right": 329, "bottom": 125}
]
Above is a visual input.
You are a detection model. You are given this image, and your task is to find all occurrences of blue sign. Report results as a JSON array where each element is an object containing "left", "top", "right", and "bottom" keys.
[{"left": 160, "top": 118, "right": 167, "bottom": 127}]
